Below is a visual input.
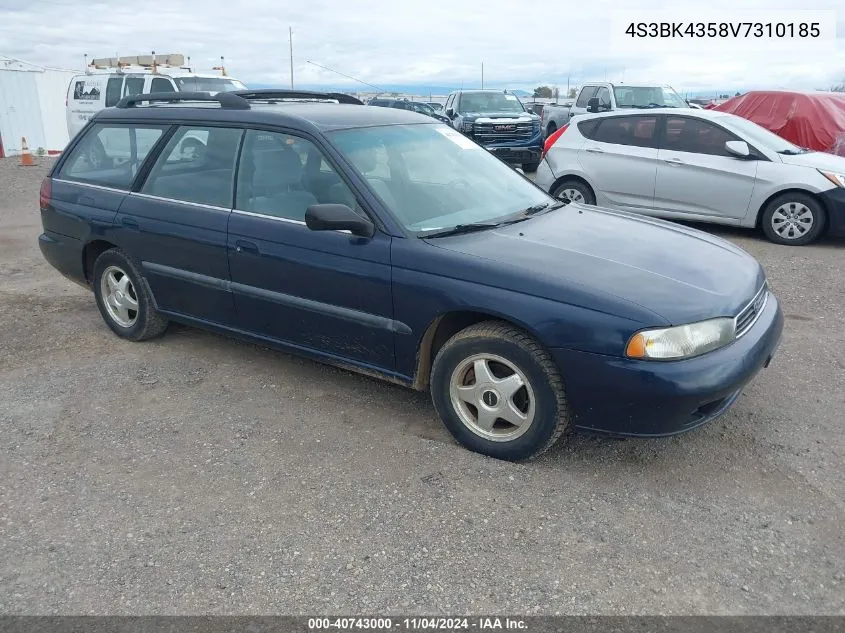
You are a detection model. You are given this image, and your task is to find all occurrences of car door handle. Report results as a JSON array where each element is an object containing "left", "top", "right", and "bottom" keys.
[
  {"left": 663, "top": 157, "right": 684, "bottom": 165},
  {"left": 584, "top": 147, "right": 604, "bottom": 153},
  {"left": 121, "top": 217, "right": 140, "bottom": 230},
  {"left": 235, "top": 240, "right": 259, "bottom": 254}
]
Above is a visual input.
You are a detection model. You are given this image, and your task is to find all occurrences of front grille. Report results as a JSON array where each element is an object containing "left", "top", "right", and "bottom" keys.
[
  {"left": 472, "top": 121, "right": 535, "bottom": 143},
  {"left": 735, "top": 282, "right": 768, "bottom": 338}
]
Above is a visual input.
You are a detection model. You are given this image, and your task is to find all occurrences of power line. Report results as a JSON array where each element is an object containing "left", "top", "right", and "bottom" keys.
[{"left": 305, "top": 60, "right": 384, "bottom": 92}]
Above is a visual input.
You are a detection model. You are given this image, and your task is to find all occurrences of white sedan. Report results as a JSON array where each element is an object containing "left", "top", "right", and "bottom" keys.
[{"left": 534, "top": 108, "right": 845, "bottom": 245}]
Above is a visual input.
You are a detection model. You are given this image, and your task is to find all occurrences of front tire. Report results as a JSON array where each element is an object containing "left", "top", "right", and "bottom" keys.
[
  {"left": 551, "top": 179, "right": 595, "bottom": 205},
  {"left": 430, "top": 321, "right": 570, "bottom": 461},
  {"left": 92, "top": 249, "right": 168, "bottom": 341},
  {"left": 760, "top": 192, "right": 826, "bottom": 245}
]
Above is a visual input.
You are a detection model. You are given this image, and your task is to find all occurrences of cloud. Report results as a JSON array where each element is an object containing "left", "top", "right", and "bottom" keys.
[{"left": 0, "top": 0, "right": 842, "bottom": 94}]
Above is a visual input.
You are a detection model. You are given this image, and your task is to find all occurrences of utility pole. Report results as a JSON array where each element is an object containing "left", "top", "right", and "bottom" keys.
[
  {"left": 481, "top": 62, "right": 484, "bottom": 89},
  {"left": 289, "top": 26, "right": 294, "bottom": 89}
]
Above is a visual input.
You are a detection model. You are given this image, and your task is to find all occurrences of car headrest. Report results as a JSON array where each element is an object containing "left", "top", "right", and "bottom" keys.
[{"left": 253, "top": 147, "right": 303, "bottom": 187}]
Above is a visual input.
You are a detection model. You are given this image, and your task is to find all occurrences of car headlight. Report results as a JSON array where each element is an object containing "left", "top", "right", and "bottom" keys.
[
  {"left": 819, "top": 170, "right": 845, "bottom": 187},
  {"left": 625, "top": 317, "right": 736, "bottom": 360}
]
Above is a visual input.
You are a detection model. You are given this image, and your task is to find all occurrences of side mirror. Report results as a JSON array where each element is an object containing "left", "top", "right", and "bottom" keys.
[
  {"left": 305, "top": 204, "right": 375, "bottom": 238},
  {"left": 587, "top": 97, "right": 600, "bottom": 113},
  {"left": 446, "top": 108, "right": 455, "bottom": 118},
  {"left": 725, "top": 140, "right": 752, "bottom": 159}
]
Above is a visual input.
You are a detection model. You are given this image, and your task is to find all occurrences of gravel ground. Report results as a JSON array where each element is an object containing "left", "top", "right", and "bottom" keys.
[{"left": 0, "top": 157, "right": 843, "bottom": 615}]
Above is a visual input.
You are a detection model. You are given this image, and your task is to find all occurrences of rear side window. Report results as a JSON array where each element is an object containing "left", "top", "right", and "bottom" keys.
[
  {"left": 141, "top": 126, "right": 243, "bottom": 207},
  {"left": 123, "top": 77, "right": 144, "bottom": 97},
  {"left": 662, "top": 117, "right": 737, "bottom": 156},
  {"left": 577, "top": 119, "right": 600, "bottom": 139},
  {"left": 105, "top": 78, "right": 123, "bottom": 107},
  {"left": 58, "top": 124, "right": 166, "bottom": 189},
  {"left": 591, "top": 116, "right": 658, "bottom": 148},
  {"left": 150, "top": 77, "right": 175, "bottom": 92},
  {"left": 575, "top": 86, "right": 598, "bottom": 108}
]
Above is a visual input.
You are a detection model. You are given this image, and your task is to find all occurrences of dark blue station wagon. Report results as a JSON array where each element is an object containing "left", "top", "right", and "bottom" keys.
[{"left": 38, "top": 90, "right": 784, "bottom": 461}]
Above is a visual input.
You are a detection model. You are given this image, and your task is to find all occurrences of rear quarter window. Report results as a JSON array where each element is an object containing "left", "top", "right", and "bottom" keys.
[
  {"left": 577, "top": 119, "right": 600, "bottom": 139},
  {"left": 58, "top": 123, "right": 167, "bottom": 189}
]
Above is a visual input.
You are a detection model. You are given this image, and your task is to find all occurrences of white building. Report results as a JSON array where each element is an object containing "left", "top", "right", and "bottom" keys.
[{"left": 0, "top": 56, "right": 78, "bottom": 157}]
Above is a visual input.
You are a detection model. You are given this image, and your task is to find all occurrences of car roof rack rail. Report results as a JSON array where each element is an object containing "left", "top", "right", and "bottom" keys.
[
  {"left": 115, "top": 91, "right": 250, "bottom": 109},
  {"left": 230, "top": 89, "right": 364, "bottom": 105}
]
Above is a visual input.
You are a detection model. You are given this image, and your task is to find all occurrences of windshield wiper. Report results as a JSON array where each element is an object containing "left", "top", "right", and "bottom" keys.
[
  {"left": 777, "top": 148, "right": 807, "bottom": 155},
  {"left": 511, "top": 200, "right": 567, "bottom": 217},
  {"left": 418, "top": 222, "right": 503, "bottom": 238},
  {"left": 419, "top": 201, "right": 567, "bottom": 238}
]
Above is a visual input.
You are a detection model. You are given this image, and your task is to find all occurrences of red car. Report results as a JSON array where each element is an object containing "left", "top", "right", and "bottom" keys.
[{"left": 713, "top": 90, "right": 845, "bottom": 156}]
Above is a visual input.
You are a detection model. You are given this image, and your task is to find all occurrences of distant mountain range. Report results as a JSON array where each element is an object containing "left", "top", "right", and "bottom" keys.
[{"left": 247, "top": 82, "right": 532, "bottom": 97}]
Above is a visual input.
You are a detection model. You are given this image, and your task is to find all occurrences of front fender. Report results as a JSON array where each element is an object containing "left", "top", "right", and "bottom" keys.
[{"left": 390, "top": 239, "right": 658, "bottom": 380}]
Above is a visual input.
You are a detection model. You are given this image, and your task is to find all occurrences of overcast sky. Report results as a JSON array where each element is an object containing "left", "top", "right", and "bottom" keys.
[{"left": 1, "top": 0, "right": 843, "bottom": 95}]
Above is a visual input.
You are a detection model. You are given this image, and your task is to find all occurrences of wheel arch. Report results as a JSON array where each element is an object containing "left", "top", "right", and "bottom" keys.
[
  {"left": 754, "top": 187, "right": 829, "bottom": 231},
  {"left": 412, "top": 310, "right": 543, "bottom": 391},
  {"left": 548, "top": 173, "right": 596, "bottom": 200},
  {"left": 82, "top": 239, "right": 119, "bottom": 284}
]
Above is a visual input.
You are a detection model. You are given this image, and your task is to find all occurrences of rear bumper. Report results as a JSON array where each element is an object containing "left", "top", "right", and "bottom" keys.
[
  {"left": 819, "top": 187, "right": 845, "bottom": 237},
  {"left": 551, "top": 291, "right": 784, "bottom": 437},
  {"left": 39, "top": 231, "right": 87, "bottom": 287},
  {"left": 534, "top": 158, "right": 557, "bottom": 193}
]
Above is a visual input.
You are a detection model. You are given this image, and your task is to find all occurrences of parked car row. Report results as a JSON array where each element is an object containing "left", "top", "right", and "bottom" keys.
[
  {"left": 367, "top": 97, "right": 451, "bottom": 124},
  {"left": 38, "top": 88, "right": 784, "bottom": 461}
]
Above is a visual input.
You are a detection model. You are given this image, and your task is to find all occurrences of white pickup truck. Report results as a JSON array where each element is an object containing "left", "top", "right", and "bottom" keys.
[{"left": 566, "top": 82, "right": 690, "bottom": 121}]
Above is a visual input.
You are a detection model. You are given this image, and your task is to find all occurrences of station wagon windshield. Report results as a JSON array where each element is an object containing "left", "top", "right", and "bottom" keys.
[
  {"left": 329, "top": 124, "right": 554, "bottom": 233},
  {"left": 173, "top": 77, "right": 247, "bottom": 93},
  {"left": 613, "top": 86, "right": 686, "bottom": 108}
]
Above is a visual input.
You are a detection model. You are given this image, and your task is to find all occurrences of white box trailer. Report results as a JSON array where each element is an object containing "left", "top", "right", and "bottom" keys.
[{"left": 0, "top": 56, "right": 77, "bottom": 157}]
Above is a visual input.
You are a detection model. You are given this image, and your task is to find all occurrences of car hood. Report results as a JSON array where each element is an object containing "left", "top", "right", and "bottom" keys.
[
  {"left": 427, "top": 205, "right": 765, "bottom": 325},
  {"left": 777, "top": 150, "right": 845, "bottom": 172}
]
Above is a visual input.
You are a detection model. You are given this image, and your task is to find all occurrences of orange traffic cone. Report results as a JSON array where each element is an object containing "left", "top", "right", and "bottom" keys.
[{"left": 19, "top": 137, "right": 36, "bottom": 166}]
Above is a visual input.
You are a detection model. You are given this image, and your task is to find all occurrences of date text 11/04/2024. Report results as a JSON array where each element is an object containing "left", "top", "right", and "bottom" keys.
[
  {"left": 308, "top": 617, "right": 528, "bottom": 630},
  {"left": 624, "top": 22, "right": 821, "bottom": 38}
]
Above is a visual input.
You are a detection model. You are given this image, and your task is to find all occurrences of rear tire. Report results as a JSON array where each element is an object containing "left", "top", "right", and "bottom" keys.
[
  {"left": 551, "top": 179, "right": 595, "bottom": 205},
  {"left": 546, "top": 122, "right": 557, "bottom": 138},
  {"left": 760, "top": 192, "right": 826, "bottom": 245},
  {"left": 92, "top": 249, "right": 168, "bottom": 341},
  {"left": 522, "top": 162, "right": 540, "bottom": 173},
  {"left": 430, "top": 321, "right": 570, "bottom": 461}
]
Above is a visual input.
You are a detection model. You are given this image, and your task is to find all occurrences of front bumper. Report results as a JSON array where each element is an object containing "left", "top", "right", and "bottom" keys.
[
  {"left": 484, "top": 144, "right": 542, "bottom": 164},
  {"left": 819, "top": 187, "right": 845, "bottom": 237},
  {"left": 551, "top": 291, "right": 784, "bottom": 437}
]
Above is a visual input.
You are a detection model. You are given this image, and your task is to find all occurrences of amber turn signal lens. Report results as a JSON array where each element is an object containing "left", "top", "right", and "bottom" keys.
[{"left": 625, "top": 333, "right": 647, "bottom": 358}]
